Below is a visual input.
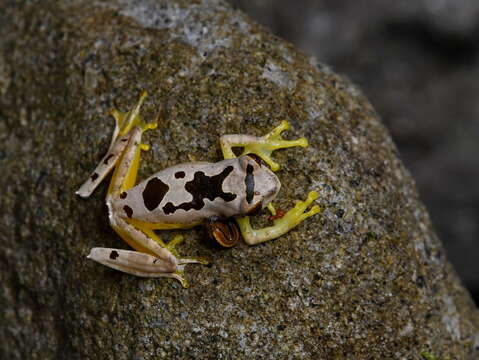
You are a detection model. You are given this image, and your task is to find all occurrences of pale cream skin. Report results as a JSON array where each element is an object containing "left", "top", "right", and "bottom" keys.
[{"left": 77, "top": 92, "right": 320, "bottom": 287}]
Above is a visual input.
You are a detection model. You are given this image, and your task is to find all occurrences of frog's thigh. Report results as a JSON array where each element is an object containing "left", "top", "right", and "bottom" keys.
[{"left": 237, "top": 191, "right": 320, "bottom": 245}]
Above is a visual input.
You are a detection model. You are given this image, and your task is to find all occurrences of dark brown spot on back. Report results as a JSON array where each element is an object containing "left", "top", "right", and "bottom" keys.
[
  {"left": 109, "top": 250, "right": 119, "bottom": 260},
  {"left": 175, "top": 171, "right": 185, "bottom": 179},
  {"left": 142, "top": 177, "right": 169, "bottom": 211},
  {"left": 162, "top": 202, "right": 176, "bottom": 215},
  {"left": 104, "top": 154, "right": 115, "bottom": 164},
  {"left": 123, "top": 205, "right": 133, "bottom": 218},
  {"left": 163, "top": 166, "right": 236, "bottom": 214},
  {"left": 91, "top": 173, "right": 99, "bottom": 181},
  {"left": 120, "top": 192, "right": 127, "bottom": 199}
]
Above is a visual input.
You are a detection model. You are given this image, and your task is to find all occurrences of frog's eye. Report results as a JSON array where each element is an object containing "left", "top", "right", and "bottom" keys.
[{"left": 205, "top": 218, "right": 240, "bottom": 247}]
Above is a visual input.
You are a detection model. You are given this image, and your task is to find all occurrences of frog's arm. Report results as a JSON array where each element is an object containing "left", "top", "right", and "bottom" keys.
[
  {"left": 219, "top": 121, "right": 307, "bottom": 171},
  {"left": 237, "top": 191, "right": 319, "bottom": 245}
]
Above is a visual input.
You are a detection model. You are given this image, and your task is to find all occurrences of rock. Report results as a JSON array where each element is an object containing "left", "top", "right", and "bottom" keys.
[
  {"left": 228, "top": 0, "right": 479, "bottom": 302},
  {"left": 1, "top": 0, "right": 477, "bottom": 358}
]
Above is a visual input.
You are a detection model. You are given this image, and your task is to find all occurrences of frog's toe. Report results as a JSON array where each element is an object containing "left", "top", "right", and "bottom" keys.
[
  {"left": 173, "top": 258, "right": 210, "bottom": 288},
  {"left": 167, "top": 234, "right": 210, "bottom": 266},
  {"left": 270, "top": 191, "right": 321, "bottom": 228},
  {"left": 242, "top": 121, "right": 310, "bottom": 172},
  {"left": 172, "top": 270, "right": 189, "bottom": 288},
  {"left": 178, "top": 256, "right": 210, "bottom": 265},
  {"left": 266, "top": 120, "right": 290, "bottom": 139},
  {"left": 291, "top": 191, "right": 321, "bottom": 218},
  {"left": 165, "top": 234, "right": 184, "bottom": 257},
  {"left": 112, "top": 91, "right": 158, "bottom": 136},
  {"left": 139, "top": 117, "right": 158, "bottom": 133}
]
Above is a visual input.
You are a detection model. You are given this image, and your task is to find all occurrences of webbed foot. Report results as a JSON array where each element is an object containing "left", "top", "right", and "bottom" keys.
[
  {"left": 242, "top": 120, "right": 308, "bottom": 171},
  {"left": 110, "top": 90, "right": 157, "bottom": 147},
  {"left": 220, "top": 120, "right": 307, "bottom": 170}
]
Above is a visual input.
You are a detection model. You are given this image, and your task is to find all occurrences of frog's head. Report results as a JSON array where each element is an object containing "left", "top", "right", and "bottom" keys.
[{"left": 238, "top": 154, "right": 281, "bottom": 216}]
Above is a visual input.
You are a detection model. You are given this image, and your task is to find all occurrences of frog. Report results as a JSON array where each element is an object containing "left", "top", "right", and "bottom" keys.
[{"left": 76, "top": 91, "right": 320, "bottom": 287}]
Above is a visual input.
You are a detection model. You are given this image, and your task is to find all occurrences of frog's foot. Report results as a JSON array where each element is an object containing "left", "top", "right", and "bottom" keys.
[
  {"left": 220, "top": 121, "right": 307, "bottom": 171},
  {"left": 87, "top": 247, "right": 189, "bottom": 286},
  {"left": 166, "top": 235, "right": 209, "bottom": 288},
  {"left": 236, "top": 191, "right": 320, "bottom": 245},
  {"left": 111, "top": 91, "right": 157, "bottom": 139},
  {"left": 247, "top": 120, "right": 308, "bottom": 171},
  {"left": 166, "top": 234, "right": 210, "bottom": 266}
]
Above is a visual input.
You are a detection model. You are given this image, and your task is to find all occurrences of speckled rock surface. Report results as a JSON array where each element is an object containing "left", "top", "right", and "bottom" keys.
[
  {"left": 228, "top": 0, "right": 479, "bottom": 301},
  {"left": 1, "top": 0, "right": 478, "bottom": 359}
]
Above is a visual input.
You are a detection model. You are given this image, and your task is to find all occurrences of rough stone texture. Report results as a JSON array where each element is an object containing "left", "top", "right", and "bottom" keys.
[
  {"left": 1, "top": 0, "right": 478, "bottom": 359},
  {"left": 228, "top": 0, "right": 479, "bottom": 303}
]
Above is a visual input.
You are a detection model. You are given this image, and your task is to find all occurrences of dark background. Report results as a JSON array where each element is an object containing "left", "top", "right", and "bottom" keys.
[{"left": 228, "top": 0, "right": 479, "bottom": 304}]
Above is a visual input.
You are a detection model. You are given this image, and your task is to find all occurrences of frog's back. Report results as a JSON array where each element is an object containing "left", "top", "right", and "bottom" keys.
[{"left": 111, "top": 159, "right": 246, "bottom": 226}]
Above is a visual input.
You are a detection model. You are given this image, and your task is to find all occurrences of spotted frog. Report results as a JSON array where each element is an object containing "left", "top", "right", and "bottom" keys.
[{"left": 77, "top": 92, "right": 320, "bottom": 287}]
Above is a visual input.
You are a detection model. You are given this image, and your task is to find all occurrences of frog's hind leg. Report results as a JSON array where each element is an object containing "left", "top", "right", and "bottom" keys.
[
  {"left": 88, "top": 215, "right": 194, "bottom": 287},
  {"left": 84, "top": 93, "right": 206, "bottom": 286},
  {"left": 76, "top": 91, "right": 155, "bottom": 198},
  {"left": 76, "top": 131, "right": 132, "bottom": 198},
  {"left": 94, "top": 210, "right": 208, "bottom": 287},
  {"left": 87, "top": 248, "right": 186, "bottom": 283}
]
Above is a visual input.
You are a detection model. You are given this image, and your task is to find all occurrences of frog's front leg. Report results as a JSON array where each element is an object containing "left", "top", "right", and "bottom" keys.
[
  {"left": 221, "top": 121, "right": 320, "bottom": 245},
  {"left": 237, "top": 191, "right": 320, "bottom": 245},
  {"left": 220, "top": 120, "right": 308, "bottom": 171}
]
